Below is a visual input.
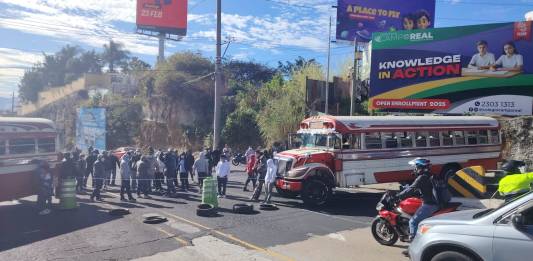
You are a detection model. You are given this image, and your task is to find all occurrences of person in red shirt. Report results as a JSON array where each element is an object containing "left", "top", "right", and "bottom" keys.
[{"left": 243, "top": 150, "right": 258, "bottom": 191}]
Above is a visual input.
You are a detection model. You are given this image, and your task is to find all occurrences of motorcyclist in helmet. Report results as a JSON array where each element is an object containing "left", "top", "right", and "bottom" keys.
[{"left": 397, "top": 158, "right": 439, "bottom": 245}]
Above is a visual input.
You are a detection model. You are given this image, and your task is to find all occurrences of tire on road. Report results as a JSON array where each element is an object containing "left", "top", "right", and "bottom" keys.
[
  {"left": 259, "top": 203, "right": 278, "bottom": 211},
  {"left": 143, "top": 216, "right": 168, "bottom": 224},
  {"left": 232, "top": 203, "right": 254, "bottom": 214},
  {"left": 301, "top": 178, "right": 332, "bottom": 207},
  {"left": 196, "top": 203, "right": 217, "bottom": 217},
  {"left": 371, "top": 217, "right": 399, "bottom": 246},
  {"left": 431, "top": 251, "right": 474, "bottom": 261}
]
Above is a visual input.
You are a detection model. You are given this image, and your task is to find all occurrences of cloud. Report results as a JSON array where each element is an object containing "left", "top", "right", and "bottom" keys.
[{"left": 0, "top": 48, "right": 44, "bottom": 97}]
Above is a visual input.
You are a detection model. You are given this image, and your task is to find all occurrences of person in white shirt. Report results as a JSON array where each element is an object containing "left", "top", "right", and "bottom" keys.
[
  {"left": 263, "top": 158, "right": 277, "bottom": 204},
  {"left": 245, "top": 146, "right": 254, "bottom": 161},
  {"left": 492, "top": 41, "right": 524, "bottom": 72},
  {"left": 216, "top": 155, "right": 231, "bottom": 198},
  {"left": 468, "top": 40, "right": 495, "bottom": 69}
]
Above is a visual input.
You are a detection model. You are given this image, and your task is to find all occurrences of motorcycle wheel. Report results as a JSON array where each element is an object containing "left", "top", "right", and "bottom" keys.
[
  {"left": 231, "top": 159, "right": 239, "bottom": 166},
  {"left": 371, "top": 217, "right": 399, "bottom": 246}
]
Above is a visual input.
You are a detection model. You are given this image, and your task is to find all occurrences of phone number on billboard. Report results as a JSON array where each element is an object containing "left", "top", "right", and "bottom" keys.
[{"left": 474, "top": 101, "right": 516, "bottom": 108}]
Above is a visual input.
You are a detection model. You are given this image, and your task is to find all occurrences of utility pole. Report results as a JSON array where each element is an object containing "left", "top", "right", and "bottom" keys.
[
  {"left": 350, "top": 37, "right": 358, "bottom": 116},
  {"left": 158, "top": 32, "right": 165, "bottom": 63},
  {"left": 213, "top": 0, "right": 222, "bottom": 150},
  {"left": 11, "top": 91, "right": 15, "bottom": 114},
  {"left": 325, "top": 15, "right": 332, "bottom": 115}
]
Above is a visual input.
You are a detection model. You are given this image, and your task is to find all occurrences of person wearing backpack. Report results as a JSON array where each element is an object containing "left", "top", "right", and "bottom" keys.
[{"left": 396, "top": 158, "right": 439, "bottom": 252}]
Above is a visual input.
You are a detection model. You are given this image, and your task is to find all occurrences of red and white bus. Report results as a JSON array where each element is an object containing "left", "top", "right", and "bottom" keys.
[
  {"left": 0, "top": 117, "right": 59, "bottom": 202},
  {"left": 275, "top": 116, "right": 501, "bottom": 206}
]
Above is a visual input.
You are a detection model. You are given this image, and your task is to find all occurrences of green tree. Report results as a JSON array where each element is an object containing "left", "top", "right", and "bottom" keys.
[
  {"left": 102, "top": 40, "right": 130, "bottom": 73},
  {"left": 121, "top": 57, "right": 151, "bottom": 73},
  {"left": 257, "top": 64, "right": 324, "bottom": 146},
  {"left": 18, "top": 68, "right": 44, "bottom": 102},
  {"left": 221, "top": 109, "right": 262, "bottom": 150}
]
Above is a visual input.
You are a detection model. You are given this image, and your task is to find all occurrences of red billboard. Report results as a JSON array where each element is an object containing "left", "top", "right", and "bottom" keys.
[{"left": 136, "top": 0, "right": 188, "bottom": 35}]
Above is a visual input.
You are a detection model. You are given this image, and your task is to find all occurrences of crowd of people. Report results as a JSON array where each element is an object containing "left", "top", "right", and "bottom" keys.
[{"left": 36, "top": 144, "right": 279, "bottom": 215}]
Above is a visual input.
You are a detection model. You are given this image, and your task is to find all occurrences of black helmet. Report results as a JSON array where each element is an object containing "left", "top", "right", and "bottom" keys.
[{"left": 501, "top": 160, "right": 525, "bottom": 174}]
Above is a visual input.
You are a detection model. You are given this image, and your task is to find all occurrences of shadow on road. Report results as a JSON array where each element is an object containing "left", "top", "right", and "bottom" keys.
[
  {"left": 0, "top": 199, "right": 123, "bottom": 252},
  {"left": 274, "top": 190, "right": 384, "bottom": 218}
]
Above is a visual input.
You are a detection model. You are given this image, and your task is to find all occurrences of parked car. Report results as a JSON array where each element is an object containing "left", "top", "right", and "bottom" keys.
[{"left": 409, "top": 191, "right": 533, "bottom": 261}]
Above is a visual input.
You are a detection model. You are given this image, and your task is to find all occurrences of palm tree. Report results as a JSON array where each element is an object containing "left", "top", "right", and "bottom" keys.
[{"left": 102, "top": 40, "right": 130, "bottom": 73}]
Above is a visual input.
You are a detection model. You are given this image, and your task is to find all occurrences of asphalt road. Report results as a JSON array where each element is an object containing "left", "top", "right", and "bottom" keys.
[{"left": 0, "top": 166, "right": 409, "bottom": 261}]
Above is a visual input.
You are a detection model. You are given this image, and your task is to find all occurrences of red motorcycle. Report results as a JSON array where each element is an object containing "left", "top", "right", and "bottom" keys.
[{"left": 371, "top": 191, "right": 462, "bottom": 246}]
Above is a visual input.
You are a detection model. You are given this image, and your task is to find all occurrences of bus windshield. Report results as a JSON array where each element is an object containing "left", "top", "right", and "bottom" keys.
[{"left": 291, "top": 133, "right": 340, "bottom": 149}]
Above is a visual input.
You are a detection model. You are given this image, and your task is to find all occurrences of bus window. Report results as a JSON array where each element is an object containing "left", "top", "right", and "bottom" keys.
[
  {"left": 352, "top": 134, "right": 361, "bottom": 149},
  {"left": 490, "top": 130, "right": 500, "bottom": 144},
  {"left": 0, "top": 140, "right": 5, "bottom": 155},
  {"left": 454, "top": 131, "right": 466, "bottom": 145},
  {"left": 37, "top": 138, "right": 56, "bottom": 153},
  {"left": 9, "top": 139, "right": 36, "bottom": 155},
  {"left": 429, "top": 132, "right": 440, "bottom": 147},
  {"left": 398, "top": 132, "right": 413, "bottom": 148},
  {"left": 466, "top": 131, "right": 478, "bottom": 145},
  {"left": 315, "top": 135, "right": 328, "bottom": 147},
  {"left": 365, "top": 132, "right": 382, "bottom": 149},
  {"left": 442, "top": 131, "right": 453, "bottom": 146},
  {"left": 478, "top": 130, "right": 488, "bottom": 144},
  {"left": 342, "top": 135, "right": 351, "bottom": 149},
  {"left": 415, "top": 132, "right": 428, "bottom": 147},
  {"left": 383, "top": 132, "right": 398, "bottom": 148},
  {"left": 328, "top": 134, "right": 342, "bottom": 149}
]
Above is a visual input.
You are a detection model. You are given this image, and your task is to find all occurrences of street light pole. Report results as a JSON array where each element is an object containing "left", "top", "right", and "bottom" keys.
[
  {"left": 350, "top": 37, "right": 358, "bottom": 116},
  {"left": 325, "top": 15, "right": 331, "bottom": 115},
  {"left": 213, "top": 0, "right": 222, "bottom": 150}
]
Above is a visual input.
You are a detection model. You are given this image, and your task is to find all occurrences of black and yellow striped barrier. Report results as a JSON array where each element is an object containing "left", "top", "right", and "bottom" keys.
[{"left": 448, "top": 166, "right": 503, "bottom": 199}]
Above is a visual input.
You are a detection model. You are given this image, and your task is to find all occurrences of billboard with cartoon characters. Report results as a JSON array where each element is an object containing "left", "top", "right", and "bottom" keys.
[
  {"left": 76, "top": 108, "right": 106, "bottom": 151},
  {"left": 336, "top": 0, "right": 435, "bottom": 42},
  {"left": 369, "top": 22, "right": 533, "bottom": 116}
]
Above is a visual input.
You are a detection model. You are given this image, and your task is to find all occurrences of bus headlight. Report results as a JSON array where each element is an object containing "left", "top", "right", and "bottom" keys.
[{"left": 287, "top": 167, "right": 309, "bottom": 178}]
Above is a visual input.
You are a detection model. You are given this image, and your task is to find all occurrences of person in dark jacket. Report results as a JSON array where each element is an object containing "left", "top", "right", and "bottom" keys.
[
  {"left": 137, "top": 155, "right": 151, "bottom": 198},
  {"left": 85, "top": 150, "right": 97, "bottom": 188},
  {"left": 74, "top": 153, "right": 86, "bottom": 192},
  {"left": 397, "top": 158, "right": 438, "bottom": 245},
  {"left": 205, "top": 148, "right": 213, "bottom": 176},
  {"left": 163, "top": 150, "right": 177, "bottom": 196},
  {"left": 36, "top": 160, "right": 53, "bottom": 215},
  {"left": 61, "top": 152, "right": 76, "bottom": 178},
  {"left": 211, "top": 148, "right": 221, "bottom": 171},
  {"left": 108, "top": 153, "right": 119, "bottom": 186},
  {"left": 185, "top": 150, "right": 195, "bottom": 183},
  {"left": 130, "top": 150, "right": 141, "bottom": 190},
  {"left": 91, "top": 154, "right": 105, "bottom": 201}
]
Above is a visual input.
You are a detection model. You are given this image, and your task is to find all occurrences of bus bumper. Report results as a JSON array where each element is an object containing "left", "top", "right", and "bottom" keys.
[{"left": 276, "top": 179, "right": 302, "bottom": 192}]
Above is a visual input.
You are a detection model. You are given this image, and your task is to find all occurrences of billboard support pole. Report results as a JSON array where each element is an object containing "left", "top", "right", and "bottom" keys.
[
  {"left": 158, "top": 32, "right": 165, "bottom": 63},
  {"left": 325, "top": 15, "right": 332, "bottom": 115},
  {"left": 213, "top": 0, "right": 222, "bottom": 150}
]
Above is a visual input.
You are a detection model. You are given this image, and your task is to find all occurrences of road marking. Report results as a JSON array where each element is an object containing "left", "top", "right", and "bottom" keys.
[
  {"left": 161, "top": 210, "right": 296, "bottom": 261},
  {"left": 154, "top": 227, "right": 190, "bottom": 246},
  {"left": 104, "top": 191, "right": 294, "bottom": 261}
]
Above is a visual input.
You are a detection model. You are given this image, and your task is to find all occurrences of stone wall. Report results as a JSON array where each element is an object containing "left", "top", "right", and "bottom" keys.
[{"left": 500, "top": 116, "right": 533, "bottom": 168}]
